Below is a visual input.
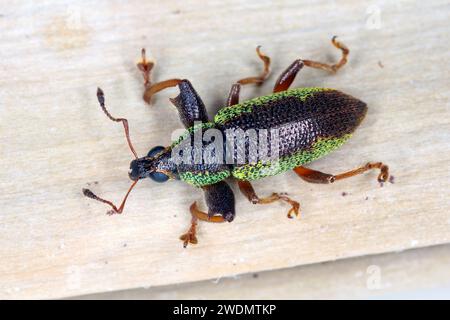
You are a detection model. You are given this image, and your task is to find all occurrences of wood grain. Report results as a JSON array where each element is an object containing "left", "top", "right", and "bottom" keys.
[
  {"left": 0, "top": 0, "right": 449, "bottom": 299},
  {"left": 77, "top": 244, "right": 450, "bottom": 299}
]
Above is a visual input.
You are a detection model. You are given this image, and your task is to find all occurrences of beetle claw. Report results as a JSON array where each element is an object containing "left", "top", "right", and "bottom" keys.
[
  {"left": 377, "top": 165, "right": 390, "bottom": 183},
  {"left": 180, "top": 232, "right": 198, "bottom": 248},
  {"left": 286, "top": 202, "right": 301, "bottom": 219}
]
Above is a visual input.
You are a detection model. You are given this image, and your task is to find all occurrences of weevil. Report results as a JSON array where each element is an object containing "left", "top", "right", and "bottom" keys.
[{"left": 83, "top": 37, "right": 390, "bottom": 248}]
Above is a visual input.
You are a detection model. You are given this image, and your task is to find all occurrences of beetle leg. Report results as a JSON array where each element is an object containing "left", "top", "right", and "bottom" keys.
[
  {"left": 226, "top": 83, "right": 241, "bottom": 106},
  {"left": 303, "top": 36, "right": 349, "bottom": 73},
  {"left": 137, "top": 48, "right": 183, "bottom": 104},
  {"left": 138, "top": 50, "right": 209, "bottom": 127},
  {"left": 273, "top": 60, "right": 305, "bottom": 93},
  {"left": 136, "top": 48, "right": 154, "bottom": 88},
  {"left": 237, "top": 46, "right": 271, "bottom": 85},
  {"left": 179, "top": 202, "right": 226, "bottom": 248},
  {"left": 180, "top": 181, "right": 235, "bottom": 247},
  {"left": 273, "top": 36, "right": 349, "bottom": 93},
  {"left": 293, "top": 162, "right": 390, "bottom": 185},
  {"left": 226, "top": 46, "right": 271, "bottom": 106},
  {"left": 238, "top": 180, "right": 301, "bottom": 219}
]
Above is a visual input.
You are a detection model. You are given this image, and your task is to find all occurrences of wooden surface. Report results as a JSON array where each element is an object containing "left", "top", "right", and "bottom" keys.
[
  {"left": 0, "top": 0, "right": 449, "bottom": 299},
  {"left": 77, "top": 244, "right": 450, "bottom": 299}
]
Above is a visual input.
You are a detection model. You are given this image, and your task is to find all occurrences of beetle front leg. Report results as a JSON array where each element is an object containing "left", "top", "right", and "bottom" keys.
[
  {"left": 293, "top": 162, "right": 390, "bottom": 185},
  {"left": 136, "top": 48, "right": 154, "bottom": 88},
  {"left": 138, "top": 49, "right": 209, "bottom": 127},
  {"left": 226, "top": 46, "right": 271, "bottom": 106},
  {"left": 273, "top": 36, "right": 349, "bottom": 93},
  {"left": 137, "top": 48, "right": 183, "bottom": 104},
  {"left": 238, "top": 181, "right": 300, "bottom": 219},
  {"left": 180, "top": 181, "right": 235, "bottom": 247}
]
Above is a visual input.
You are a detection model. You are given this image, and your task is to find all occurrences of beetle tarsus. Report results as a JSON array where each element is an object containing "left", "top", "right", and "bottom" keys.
[
  {"left": 180, "top": 225, "right": 198, "bottom": 248},
  {"left": 226, "top": 46, "right": 272, "bottom": 106},
  {"left": 303, "top": 36, "right": 349, "bottom": 73},
  {"left": 237, "top": 181, "right": 301, "bottom": 219},
  {"left": 180, "top": 232, "right": 198, "bottom": 248},
  {"left": 273, "top": 36, "right": 350, "bottom": 93},
  {"left": 179, "top": 201, "right": 228, "bottom": 248},
  {"left": 294, "top": 162, "right": 390, "bottom": 185},
  {"left": 236, "top": 46, "right": 271, "bottom": 85},
  {"left": 137, "top": 48, "right": 154, "bottom": 88},
  {"left": 137, "top": 48, "right": 184, "bottom": 104}
]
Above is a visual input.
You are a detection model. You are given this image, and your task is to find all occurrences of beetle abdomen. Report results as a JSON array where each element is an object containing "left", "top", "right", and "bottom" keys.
[{"left": 214, "top": 88, "right": 367, "bottom": 180}]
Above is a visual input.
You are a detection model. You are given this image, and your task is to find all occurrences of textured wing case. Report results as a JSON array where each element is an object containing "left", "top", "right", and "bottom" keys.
[{"left": 214, "top": 88, "right": 367, "bottom": 180}]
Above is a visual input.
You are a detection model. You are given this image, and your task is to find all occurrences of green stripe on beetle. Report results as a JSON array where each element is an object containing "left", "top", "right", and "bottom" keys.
[
  {"left": 214, "top": 87, "right": 331, "bottom": 125},
  {"left": 232, "top": 134, "right": 352, "bottom": 180},
  {"left": 171, "top": 122, "right": 216, "bottom": 148},
  {"left": 179, "top": 170, "right": 231, "bottom": 187}
]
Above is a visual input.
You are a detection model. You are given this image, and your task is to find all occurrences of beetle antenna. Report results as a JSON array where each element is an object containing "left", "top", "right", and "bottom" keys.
[
  {"left": 83, "top": 180, "right": 138, "bottom": 215},
  {"left": 96, "top": 88, "right": 138, "bottom": 159}
]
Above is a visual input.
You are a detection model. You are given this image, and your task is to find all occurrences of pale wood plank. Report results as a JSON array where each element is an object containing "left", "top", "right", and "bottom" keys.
[
  {"left": 77, "top": 244, "right": 450, "bottom": 299},
  {"left": 0, "top": 0, "right": 449, "bottom": 299}
]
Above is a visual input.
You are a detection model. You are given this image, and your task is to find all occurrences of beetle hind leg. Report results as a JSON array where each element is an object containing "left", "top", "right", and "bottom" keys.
[
  {"left": 294, "top": 162, "right": 390, "bottom": 185},
  {"left": 238, "top": 181, "right": 301, "bottom": 219},
  {"left": 273, "top": 36, "right": 349, "bottom": 93},
  {"left": 302, "top": 36, "right": 349, "bottom": 74}
]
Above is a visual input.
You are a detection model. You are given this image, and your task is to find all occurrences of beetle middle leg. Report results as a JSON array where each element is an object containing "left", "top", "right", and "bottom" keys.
[
  {"left": 237, "top": 180, "right": 300, "bottom": 219},
  {"left": 226, "top": 46, "right": 271, "bottom": 106},
  {"left": 273, "top": 36, "right": 349, "bottom": 93},
  {"left": 293, "top": 162, "right": 390, "bottom": 185},
  {"left": 180, "top": 181, "right": 235, "bottom": 247},
  {"left": 179, "top": 202, "right": 227, "bottom": 248}
]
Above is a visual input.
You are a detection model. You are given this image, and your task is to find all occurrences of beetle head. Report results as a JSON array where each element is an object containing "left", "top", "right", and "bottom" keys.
[{"left": 128, "top": 146, "right": 177, "bottom": 182}]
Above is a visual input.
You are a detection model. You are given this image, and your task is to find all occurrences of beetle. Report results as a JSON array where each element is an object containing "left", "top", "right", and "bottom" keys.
[{"left": 83, "top": 37, "right": 389, "bottom": 248}]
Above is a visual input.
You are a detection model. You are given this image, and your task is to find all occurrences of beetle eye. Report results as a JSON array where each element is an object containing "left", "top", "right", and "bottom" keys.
[
  {"left": 150, "top": 171, "right": 169, "bottom": 183},
  {"left": 147, "top": 146, "right": 170, "bottom": 182},
  {"left": 147, "top": 146, "right": 166, "bottom": 158}
]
